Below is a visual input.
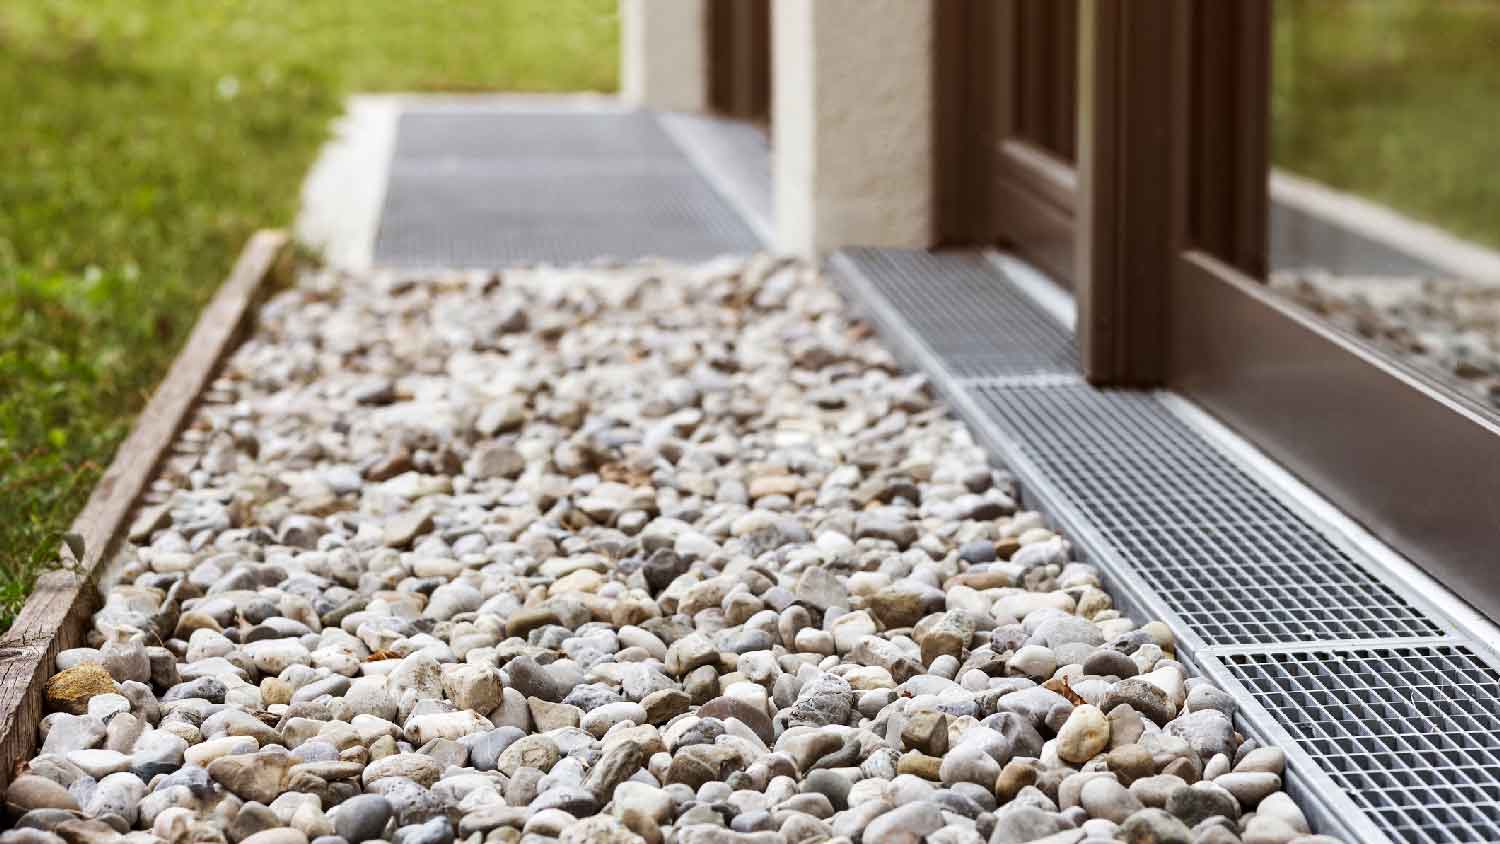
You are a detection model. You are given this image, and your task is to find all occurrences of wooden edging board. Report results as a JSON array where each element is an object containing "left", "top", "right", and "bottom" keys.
[{"left": 0, "top": 229, "right": 289, "bottom": 786}]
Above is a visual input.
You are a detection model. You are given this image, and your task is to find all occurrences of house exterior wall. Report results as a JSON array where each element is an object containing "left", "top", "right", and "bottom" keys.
[
  {"left": 772, "top": 0, "right": 938, "bottom": 256},
  {"left": 620, "top": 0, "right": 711, "bottom": 112}
]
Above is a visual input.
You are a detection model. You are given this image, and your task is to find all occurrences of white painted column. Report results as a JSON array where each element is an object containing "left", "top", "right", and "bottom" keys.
[
  {"left": 772, "top": 0, "right": 938, "bottom": 256},
  {"left": 620, "top": 0, "right": 712, "bottom": 112}
]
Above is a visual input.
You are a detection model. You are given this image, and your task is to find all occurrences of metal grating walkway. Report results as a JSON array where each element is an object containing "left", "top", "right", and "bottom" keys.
[
  {"left": 373, "top": 110, "right": 762, "bottom": 266},
  {"left": 838, "top": 249, "right": 1079, "bottom": 379},
  {"left": 831, "top": 247, "right": 1500, "bottom": 844},
  {"left": 969, "top": 384, "right": 1442, "bottom": 647}
]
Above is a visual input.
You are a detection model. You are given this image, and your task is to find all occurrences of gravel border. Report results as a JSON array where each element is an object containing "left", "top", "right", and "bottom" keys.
[{"left": 6, "top": 258, "right": 1333, "bottom": 844}]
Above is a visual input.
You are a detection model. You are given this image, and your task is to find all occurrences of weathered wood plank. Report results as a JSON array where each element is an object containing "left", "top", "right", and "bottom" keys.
[{"left": 0, "top": 229, "right": 288, "bottom": 786}]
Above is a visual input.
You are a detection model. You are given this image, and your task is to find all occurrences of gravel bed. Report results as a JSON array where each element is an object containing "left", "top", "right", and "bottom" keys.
[
  {"left": 1271, "top": 269, "right": 1500, "bottom": 411},
  {"left": 8, "top": 258, "right": 1335, "bottom": 844}
]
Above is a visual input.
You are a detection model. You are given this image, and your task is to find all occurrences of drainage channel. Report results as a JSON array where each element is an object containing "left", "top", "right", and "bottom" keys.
[{"left": 830, "top": 247, "right": 1500, "bottom": 844}]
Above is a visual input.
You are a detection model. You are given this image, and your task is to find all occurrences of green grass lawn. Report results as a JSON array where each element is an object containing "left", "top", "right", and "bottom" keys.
[
  {"left": 1274, "top": 0, "right": 1500, "bottom": 249},
  {"left": 0, "top": 0, "right": 617, "bottom": 627}
]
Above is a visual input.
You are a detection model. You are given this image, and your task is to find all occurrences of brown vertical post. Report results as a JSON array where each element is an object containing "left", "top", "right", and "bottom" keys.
[
  {"left": 709, "top": 0, "right": 771, "bottom": 120},
  {"left": 1075, "top": 0, "right": 1177, "bottom": 385},
  {"left": 1182, "top": 0, "right": 1270, "bottom": 276},
  {"left": 954, "top": 0, "right": 1018, "bottom": 245},
  {"left": 935, "top": 0, "right": 968, "bottom": 243},
  {"left": 1076, "top": 0, "right": 1269, "bottom": 385}
]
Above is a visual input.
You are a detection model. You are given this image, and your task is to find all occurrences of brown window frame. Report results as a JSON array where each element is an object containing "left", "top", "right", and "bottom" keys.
[
  {"left": 952, "top": 0, "right": 1500, "bottom": 621},
  {"left": 940, "top": 0, "right": 1079, "bottom": 286}
]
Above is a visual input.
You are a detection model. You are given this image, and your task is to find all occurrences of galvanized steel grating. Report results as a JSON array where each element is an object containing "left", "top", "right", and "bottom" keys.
[
  {"left": 831, "top": 246, "right": 1500, "bottom": 842},
  {"left": 966, "top": 383, "right": 1445, "bottom": 647},
  {"left": 837, "top": 248, "right": 1079, "bottom": 379},
  {"left": 1224, "top": 646, "right": 1500, "bottom": 844},
  {"left": 386, "top": 110, "right": 671, "bottom": 160},
  {"left": 374, "top": 111, "right": 762, "bottom": 267}
]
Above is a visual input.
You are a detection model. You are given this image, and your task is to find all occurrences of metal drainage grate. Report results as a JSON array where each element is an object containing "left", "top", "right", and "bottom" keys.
[
  {"left": 830, "top": 246, "right": 1500, "bottom": 843},
  {"left": 968, "top": 384, "right": 1445, "bottom": 647},
  {"left": 834, "top": 248, "right": 1079, "bottom": 380},
  {"left": 373, "top": 111, "right": 762, "bottom": 267},
  {"left": 1225, "top": 646, "right": 1500, "bottom": 844},
  {"left": 656, "top": 112, "right": 774, "bottom": 243}
]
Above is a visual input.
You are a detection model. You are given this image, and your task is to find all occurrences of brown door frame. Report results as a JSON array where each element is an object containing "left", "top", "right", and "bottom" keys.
[
  {"left": 943, "top": 0, "right": 1080, "bottom": 286},
  {"left": 949, "top": 0, "right": 1270, "bottom": 385},
  {"left": 1074, "top": 0, "right": 1269, "bottom": 385},
  {"left": 707, "top": 0, "right": 771, "bottom": 122},
  {"left": 1075, "top": 0, "right": 1179, "bottom": 385},
  {"left": 1082, "top": 0, "right": 1500, "bottom": 622},
  {"left": 946, "top": 0, "right": 1500, "bottom": 619}
]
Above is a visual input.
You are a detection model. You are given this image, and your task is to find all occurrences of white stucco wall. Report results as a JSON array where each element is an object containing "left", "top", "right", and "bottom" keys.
[
  {"left": 773, "top": 0, "right": 937, "bottom": 256},
  {"left": 620, "top": 0, "right": 711, "bottom": 112}
]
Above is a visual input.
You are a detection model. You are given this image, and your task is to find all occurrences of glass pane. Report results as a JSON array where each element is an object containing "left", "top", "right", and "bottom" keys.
[{"left": 1270, "top": 0, "right": 1500, "bottom": 412}]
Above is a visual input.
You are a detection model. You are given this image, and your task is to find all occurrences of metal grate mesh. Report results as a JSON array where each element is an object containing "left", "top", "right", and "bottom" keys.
[
  {"left": 831, "top": 246, "right": 1500, "bottom": 843},
  {"left": 1226, "top": 646, "right": 1500, "bottom": 844},
  {"left": 656, "top": 113, "right": 773, "bottom": 240},
  {"left": 968, "top": 384, "right": 1444, "bottom": 646},
  {"left": 374, "top": 111, "right": 761, "bottom": 266},
  {"left": 838, "top": 248, "right": 1078, "bottom": 379}
]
